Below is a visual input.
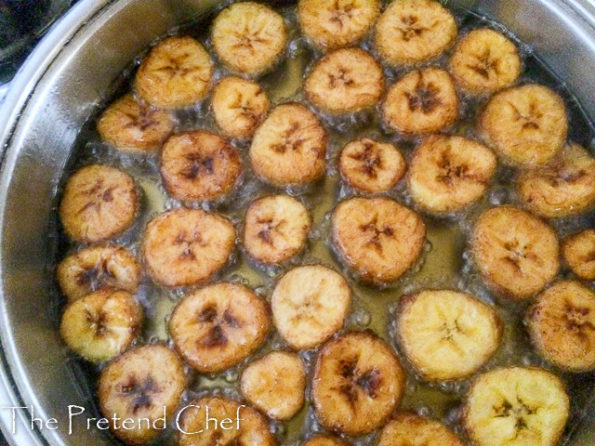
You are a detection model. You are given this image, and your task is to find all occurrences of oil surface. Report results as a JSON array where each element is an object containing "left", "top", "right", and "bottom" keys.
[{"left": 52, "top": 1, "right": 595, "bottom": 445}]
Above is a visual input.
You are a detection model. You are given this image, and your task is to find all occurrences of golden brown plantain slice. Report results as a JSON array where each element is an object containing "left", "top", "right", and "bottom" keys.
[
  {"left": 312, "top": 331, "right": 405, "bottom": 436},
  {"left": 98, "top": 344, "right": 186, "bottom": 444},
  {"left": 304, "top": 47, "right": 384, "bottom": 114},
  {"left": 177, "top": 396, "right": 276, "bottom": 446},
  {"left": 249, "top": 103, "right": 327, "bottom": 187},
  {"left": 97, "top": 93, "right": 175, "bottom": 152},
  {"left": 382, "top": 67, "right": 459, "bottom": 135},
  {"left": 527, "top": 280, "right": 595, "bottom": 372},
  {"left": 449, "top": 28, "right": 521, "bottom": 94},
  {"left": 377, "top": 413, "right": 463, "bottom": 446},
  {"left": 243, "top": 194, "right": 311, "bottom": 265},
  {"left": 142, "top": 208, "right": 235, "bottom": 288},
  {"left": 563, "top": 229, "right": 595, "bottom": 280},
  {"left": 332, "top": 197, "right": 426, "bottom": 284},
  {"left": 301, "top": 434, "right": 350, "bottom": 446},
  {"left": 211, "top": 2, "right": 287, "bottom": 76},
  {"left": 471, "top": 206, "right": 559, "bottom": 299},
  {"left": 408, "top": 135, "right": 497, "bottom": 213},
  {"left": 298, "top": 0, "right": 380, "bottom": 51},
  {"left": 60, "top": 289, "right": 143, "bottom": 364},
  {"left": 479, "top": 84, "right": 568, "bottom": 167},
  {"left": 339, "top": 138, "right": 406, "bottom": 194},
  {"left": 135, "top": 36, "right": 213, "bottom": 109},
  {"left": 374, "top": 0, "right": 457, "bottom": 66},
  {"left": 517, "top": 142, "right": 595, "bottom": 217},
  {"left": 57, "top": 244, "right": 141, "bottom": 302},
  {"left": 240, "top": 351, "right": 306, "bottom": 420},
  {"left": 59, "top": 164, "right": 139, "bottom": 244},
  {"left": 160, "top": 130, "right": 242, "bottom": 202},
  {"left": 211, "top": 76, "right": 270, "bottom": 139},
  {"left": 169, "top": 282, "right": 270, "bottom": 373},
  {"left": 462, "top": 367, "right": 569, "bottom": 446}
]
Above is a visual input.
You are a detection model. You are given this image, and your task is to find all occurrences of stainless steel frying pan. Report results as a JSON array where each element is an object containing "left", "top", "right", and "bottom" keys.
[{"left": 0, "top": 0, "right": 593, "bottom": 444}]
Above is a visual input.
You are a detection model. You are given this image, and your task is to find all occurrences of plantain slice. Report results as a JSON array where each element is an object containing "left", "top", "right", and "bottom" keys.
[
  {"left": 332, "top": 197, "right": 426, "bottom": 284},
  {"left": 177, "top": 396, "right": 276, "bottom": 446},
  {"left": 249, "top": 103, "right": 327, "bottom": 187},
  {"left": 408, "top": 135, "right": 497, "bottom": 213},
  {"left": 471, "top": 206, "right": 559, "bottom": 299},
  {"left": 97, "top": 93, "right": 175, "bottom": 152},
  {"left": 397, "top": 290, "right": 501, "bottom": 381},
  {"left": 170, "top": 282, "right": 270, "bottom": 373},
  {"left": 374, "top": 0, "right": 457, "bottom": 66},
  {"left": 271, "top": 265, "right": 351, "bottom": 350},
  {"left": 449, "top": 28, "right": 522, "bottom": 94},
  {"left": 382, "top": 67, "right": 459, "bottom": 135},
  {"left": 60, "top": 289, "right": 143, "bottom": 364},
  {"left": 527, "top": 280, "right": 595, "bottom": 372},
  {"left": 98, "top": 344, "right": 186, "bottom": 444},
  {"left": 240, "top": 351, "right": 306, "bottom": 420},
  {"left": 57, "top": 244, "right": 141, "bottom": 302},
  {"left": 143, "top": 208, "right": 235, "bottom": 288},
  {"left": 211, "top": 2, "right": 287, "bottom": 76},
  {"left": 479, "top": 84, "right": 568, "bottom": 167},
  {"left": 298, "top": 0, "right": 380, "bottom": 51},
  {"left": 377, "top": 413, "right": 463, "bottom": 446},
  {"left": 59, "top": 164, "right": 139, "bottom": 244},
  {"left": 135, "top": 36, "right": 213, "bottom": 109},
  {"left": 304, "top": 47, "right": 385, "bottom": 114},
  {"left": 160, "top": 130, "right": 242, "bottom": 202},
  {"left": 462, "top": 367, "right": 569, "bottom": 446},
  {"left": 339, "top": 138, "right": 406, "bottom": 194},
  {"left": 312, "top": 331, "right": 405, "bottom": 436},
  {"left": 563, "top": 229, "right": 595, "bottom": 280},
  {"left": 517, "top": 141, "right": 595, "bottom": 218}
]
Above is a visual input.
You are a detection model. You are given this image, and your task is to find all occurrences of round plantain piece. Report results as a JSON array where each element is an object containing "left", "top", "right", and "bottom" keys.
[
  {"left": 271, "top": 265, "right": 351, "bottom": 350},
  {"left": 382, "top": 67, "right": 459, "bottom": 135},
  {"left": 302, "top": 435, "right": 350, "bottom": 446},
  {"left": 397, "top": 290, "right": 502, "bottom": 381},
  {"left": 98, "top": 344, "right": 186, "bottom": 445},
  {"left": 374, "top": 0, "right": 457, "bottom": 66},
  {"left": 211, "top": 1, "right": 287, "bottom": 77},
  {"left": 298, "top": 0, "right": 380, "bottom": 51},
  {"left": 143, "top": 208, "right": 235, "bottom": 288},
  {"left": 377, "top": 413, "right": 463, "bottom": 446},
  {"left": 479, "top": 84, "right": 568, "bottom": 167},
  {"left": 312, "top": 331, "right": 405, "bottom": 436},
  {"left": 240, "top": 351, "right": 306, "bottom": 420},
  {"left": 177, "top": 396, "right": 276, "bottom": 446},
  {"left": 249, "top": 103, "right": 327, "bottom": 187},
  {"left": 332, "top": 197, "right": 426, "bottom": 284},
  {"left": 304, "top": 47, "right": 385, "bottom": 114},
  {"left": 97, "top": 93, "right": 175, "bottom": 152},
  {"left": 160, "top": 130, "right": 242, "bottom": 202},
  {"left": 60, "top": 289, "right": 143, "bottom": 364},
  {"left": 517, "top": 142, "right": 595, "bottom": 218},
  {"left": 135, "top": 36, "right": 213, "bottom": 109},
  {"left": 57, "top": 244, "right": 141, "bottom": 303},
  {"left": 339, "top": 138, "right": 406, "bottom": 194},
  {"left": 471, "top": 206, "right": 560, "bottom": 299},
  {"left": 211, "top": 76, "right": 270, "bottom": 140},
  {"left": 243, "top": 194, "right": 311, "bottom": 265},
  {"left": 563, "top": 229, "right": 595, "bottom": 280},
  {"left": 169, "top": 282, "right": 270, "bottom": 373},
  {"left": 59, "top": 164, "right": 139, "bottom": 244},
  {"left": 462, "top": 367, "right": 569, "bottom": 446},
  {"left": 408, "top": 135, "right": 497, "bottom": 213},
  {"left": 449, "top": 28, "right": 522, "bottom": 95},
  {"left": 527, "top": 280, "right": 595, "bottom": 373}
]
